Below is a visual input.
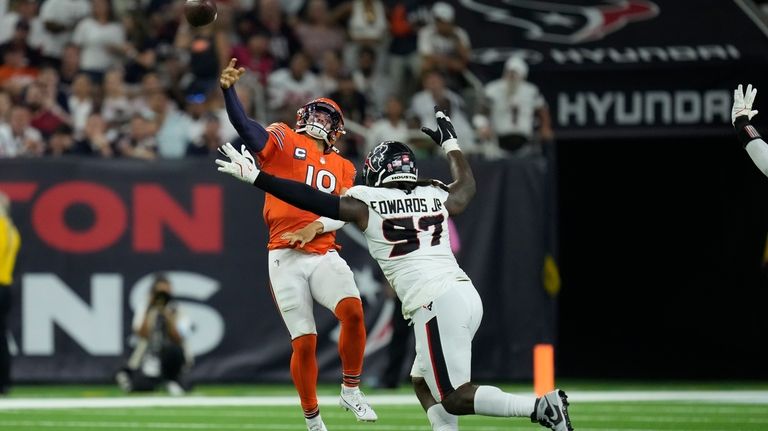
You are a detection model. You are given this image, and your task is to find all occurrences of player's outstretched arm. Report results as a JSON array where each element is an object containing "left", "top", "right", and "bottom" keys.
[
  {"left": 733, "top": 84, "right": 768, "bottom": 178},
  {"left": 220, "top": 58, "right": 270, "bottom": 153},
  {"left": 215, "top": 143, "right": 370, "bottom": 228},
  {"left": 421, "top": 107, "right": 476, "bottom": 216}
]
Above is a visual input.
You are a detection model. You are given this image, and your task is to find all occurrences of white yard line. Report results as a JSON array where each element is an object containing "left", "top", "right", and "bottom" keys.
[{"left": 0, "top": 391, "right": 767, "bottom": 411}]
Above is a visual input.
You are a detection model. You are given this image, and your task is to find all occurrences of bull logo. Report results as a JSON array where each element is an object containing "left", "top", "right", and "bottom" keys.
[{"left": 460, "top": 0, "right": 659, "bottom": 44}]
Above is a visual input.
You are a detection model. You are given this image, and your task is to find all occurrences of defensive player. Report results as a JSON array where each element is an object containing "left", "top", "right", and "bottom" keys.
[
  {"left": 216, "top": 107, "right": 574, "bottom": 431},
  {"left": 732, "top": 84, "right": 768, "bottom": 177},
  {"left": 219, "top": 59, "right": 377, "bottom": 431}
]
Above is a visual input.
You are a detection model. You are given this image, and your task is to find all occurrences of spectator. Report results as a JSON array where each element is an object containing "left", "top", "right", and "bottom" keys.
[
  {"left": 329, "top": 72, "right": 368, "bottom": 157},
  {"left": 387, "top": 0, "right": 430, "bottom": 100},
  {"left": 0, "top": 192, "right": 21, "bottom": 395},
  {"left": 47, "top": 124, "right": 84, "bottom": 156},
  {"left": 78, "top": 112, "right": 116, "bottom": 157},
  {"left": 0, "top": 46, "right": 39, "bottom": 94},
  {"left": 344, "top": 0, "right": 388, "bottom": 50},
  {"left": 58, "top": 44, "right": 81, "bottom": 90},
  {"left": 68, "top": 74, "right": 95, "bottom": 138},
  {"left": 0, "top": 0, "right": 42, "bottom": 47},
  {"left": 186, "top": 113, "right": 223, "bottom": 157},
  {"left": 116, "top": 274, "right": 193, "bottom": 396},
  {"left": 366, "top": 96, "right": 409, "bottom": 154},
  {"left": 0, "top": 105, "right": 43, "bottom": 157},
  {"left": 352, "top": 46, "right": 388, "bottom": 113},
  {"left": 0, "top": 91, "right": 11, "bottom": 124},
  {"left": 24, "top": 82, "right": 67, "bottom": 138},
  {"left": 294, "top": 0, "right": 346, "bottom": 66},
  {"left": 115, "top": 112, "right": 158, "bottom": 160},
  {"left": 317, "top": 50, "right": 343, "bottom": 96},
  {"left": 0, "top": 20, "right": 41, "bottom": 66},
  {"left": 417, "top": 2, "right": 471, "bottom": 90},
  {"left": 174, "top": 20, "right": 228, "bottom": 95},
  {"left": 36, "top": 67, "right": 69, "bottom": 113},
  {"left": 267, "top": 52, "right": 321, "bottom": 122},
  {"left": 337, "top": 0, "right": 388, "bottom": 70},
  {"left": 71, "top": 0, "right": 127, "bottom": 82},
  {"left": 410, "top": 70, "right": 474, "bottom": 153},
  {"left": 231, "top": 32, "right": 275, "bottom": 86},
  {"left": 149, "top": 90, "right": 193, "bottom": 159},
  {"left": 101, "top": 69, "right": 133, "bottom": 128},
  {"left": 240, "top": 0, "right": 300, "bottom": 67},
  {"left": 37, "top": 0, "right": 91, "bottom": 65},
  {"left": 484, "top": 56, "right": 553, "bottom": 155}
]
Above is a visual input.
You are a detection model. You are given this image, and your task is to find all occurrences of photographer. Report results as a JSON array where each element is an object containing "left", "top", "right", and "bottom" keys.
[{"left": 116, "top": 274, "right": 192, "bottom": 396}]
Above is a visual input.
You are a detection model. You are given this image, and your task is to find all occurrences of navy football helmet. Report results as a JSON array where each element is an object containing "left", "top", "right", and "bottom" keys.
[{"left": 363, "top": 141, "right": 418, "bottom": 187}]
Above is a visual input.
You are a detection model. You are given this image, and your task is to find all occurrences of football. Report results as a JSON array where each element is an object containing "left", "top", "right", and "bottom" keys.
[{"left": 184, "top": 0, "right": 217, "bottom": 27}]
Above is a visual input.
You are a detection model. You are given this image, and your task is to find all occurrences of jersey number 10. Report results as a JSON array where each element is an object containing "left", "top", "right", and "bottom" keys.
[
  {"left": 383, "top": 214, "right": 445, "bottom": 257},
  {"left": 304, "top": 165, "right": 337, "bottom": 193}
]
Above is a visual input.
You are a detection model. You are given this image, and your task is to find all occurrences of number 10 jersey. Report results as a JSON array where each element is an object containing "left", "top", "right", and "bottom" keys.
[{"left": 345, "top": 184, "right": 470, "bottom": 318}]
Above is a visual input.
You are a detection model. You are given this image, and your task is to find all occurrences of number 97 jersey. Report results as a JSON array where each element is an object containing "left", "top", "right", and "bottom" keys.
[{"left": 345, "top": 184, "right": 470, "bottom": 318}]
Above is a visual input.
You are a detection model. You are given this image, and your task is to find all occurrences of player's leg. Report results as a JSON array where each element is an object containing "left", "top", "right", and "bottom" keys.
[
  {"left": 411, "top": 360, "right": 457, "bottom": 431},
  {"left": 268, "top": 249, "right": 326, "bottom": 430},
  {"left": 309, "top": 250, "right": 377, "bottom": 422},
  {"left": 412, "top": 283, "right": 571, "bottom": 429}
]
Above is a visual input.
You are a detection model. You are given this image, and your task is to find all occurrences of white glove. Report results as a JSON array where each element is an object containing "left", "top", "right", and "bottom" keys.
[
  {"left": 732, "top": 84, "right": 759, "bottom": 125},
  {"left": 215, "top": 142, "right": 260, "bottom": 183}
]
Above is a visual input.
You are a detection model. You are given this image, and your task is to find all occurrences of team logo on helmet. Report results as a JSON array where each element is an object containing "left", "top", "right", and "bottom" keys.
[
  {"left": 460, "top": 0, "right": 659, "bottom": 44},
  {"left": 363, "top": 141, "right": 417, "bottom": 187}
]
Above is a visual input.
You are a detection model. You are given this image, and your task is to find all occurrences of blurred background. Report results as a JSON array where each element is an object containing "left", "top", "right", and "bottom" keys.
[{"left": 1, "top": 0, "right": 768, "bottom": 401}]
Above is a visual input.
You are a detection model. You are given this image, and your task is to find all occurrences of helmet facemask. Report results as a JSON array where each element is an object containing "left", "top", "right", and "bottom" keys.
[{"left": 296, "top": 101, "right": 345, "bottom": 149}]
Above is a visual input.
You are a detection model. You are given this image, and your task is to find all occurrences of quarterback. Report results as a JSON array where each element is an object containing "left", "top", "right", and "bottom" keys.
[
  {"left": 216, "top": 107, "right": 574, "bottom": 431},
  {"left": 219, "top": 59, "right": 376, "bottom": 431}
]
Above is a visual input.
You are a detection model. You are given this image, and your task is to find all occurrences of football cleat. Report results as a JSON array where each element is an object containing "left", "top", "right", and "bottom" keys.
[
  {"left": 339, "top": 385, "right": 378, "bottom": 422},
  {"left": 531, "top": 389, "right": 573, "bottom": 431},
  {"left": 305, "top": 415, "right": 328, "bottom": 431}
]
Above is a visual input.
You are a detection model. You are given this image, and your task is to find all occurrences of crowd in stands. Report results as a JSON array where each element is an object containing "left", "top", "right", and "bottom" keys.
[{"left": 0, "top": 0, "right": 554, "bottom": 162}]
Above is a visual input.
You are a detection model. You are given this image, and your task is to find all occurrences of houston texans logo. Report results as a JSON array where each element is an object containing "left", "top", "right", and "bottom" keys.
[
  {"left": 366, "top": 143, "right": 388, "bottom": 172},
  {"left": 460, "top": 0, "right": 659, "bottom": 44}
]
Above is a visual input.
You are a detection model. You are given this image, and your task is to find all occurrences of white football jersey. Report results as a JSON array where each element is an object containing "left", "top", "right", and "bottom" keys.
[{"left": 345, "top": 185, "right": 470, "bottom": 318}]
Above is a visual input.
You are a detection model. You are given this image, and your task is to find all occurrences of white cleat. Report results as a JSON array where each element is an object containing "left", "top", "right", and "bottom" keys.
[
  {"left": 305, "top": 415, "right": 328, "bottom": 431},
  {"left": 339, "top": 385, "right": 378, "bottom": 422},
  {"left": 531, "top": 389, "right": 574, "bottom": 431}
]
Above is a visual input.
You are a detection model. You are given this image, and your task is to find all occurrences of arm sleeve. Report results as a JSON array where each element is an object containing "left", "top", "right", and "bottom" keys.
[
  {"left": 745, "top": 138, "right": 768, "bottom": 178},
  {"left": 254, "top": 172, "right": 341, "bottom": 220},
  {"left": 223, "top": 86, "right": 269, "bottom": 153}
]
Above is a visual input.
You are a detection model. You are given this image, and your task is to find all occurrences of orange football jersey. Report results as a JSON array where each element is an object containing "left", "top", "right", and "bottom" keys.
[{"left": 256, "top": 123, "right": 356, "bottom": 254}]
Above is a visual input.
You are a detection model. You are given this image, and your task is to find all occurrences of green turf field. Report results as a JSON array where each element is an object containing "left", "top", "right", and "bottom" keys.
[{"left": 1, "top": 383, "right": 767, "bottom": 431}]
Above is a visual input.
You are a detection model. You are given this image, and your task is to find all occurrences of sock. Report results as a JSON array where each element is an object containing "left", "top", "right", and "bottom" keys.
[
  {"left": 473, "top": 385, "right": 536, "bottom": 418},
  {"left": 335, "top": 297, "right": 366, "bottom": 388},
  {"left": 427, "top": 404, "right": 458, "bottom": 431},
  {"left": 290, "top": 335, "right": 319, "bottom": 418}
]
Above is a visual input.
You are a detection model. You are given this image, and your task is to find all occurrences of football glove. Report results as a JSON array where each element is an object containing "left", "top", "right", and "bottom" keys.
[
  {"left": 732, "top": 83, "right": 758, "bottom": 125},
  {"left": 215, "top": 142, "right": 260, "bottom": 183},
  {"left": 732, "top": 84, "right": 763, "bottom": 148},
  {"left": 421, "top": 106, "right": 460, "bottom": 153}
]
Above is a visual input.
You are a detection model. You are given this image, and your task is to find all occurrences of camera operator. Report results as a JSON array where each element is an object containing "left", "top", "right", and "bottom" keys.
[{"left": 116, "top": 274, "right": 192, "bottom": 396}]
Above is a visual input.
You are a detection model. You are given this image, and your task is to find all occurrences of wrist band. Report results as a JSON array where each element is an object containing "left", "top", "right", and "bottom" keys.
[
  {"left": 735, "top": 115, "right": 762, "bottom": 148},
  {"left": 442, "top": 139, "right": 460, "bottom": 154}
]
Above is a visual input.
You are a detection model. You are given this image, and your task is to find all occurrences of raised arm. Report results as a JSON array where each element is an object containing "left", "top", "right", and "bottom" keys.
[
  {"left": 732, "top": 84, "right": 768, "bottom": 177},
  {"left": 220, "top": 58, "right": 269, "bottom": 153},
  {"left": 421, "top": 107, "right": 476, "bottom": 215},
  {"left": 214, "top": 143, "right": 370, "bottom": 229}
]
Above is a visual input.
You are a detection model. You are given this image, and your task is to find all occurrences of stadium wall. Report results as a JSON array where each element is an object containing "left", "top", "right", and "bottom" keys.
[{"left": 0, "top": 157, "right": 556, "bottom": 383}]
